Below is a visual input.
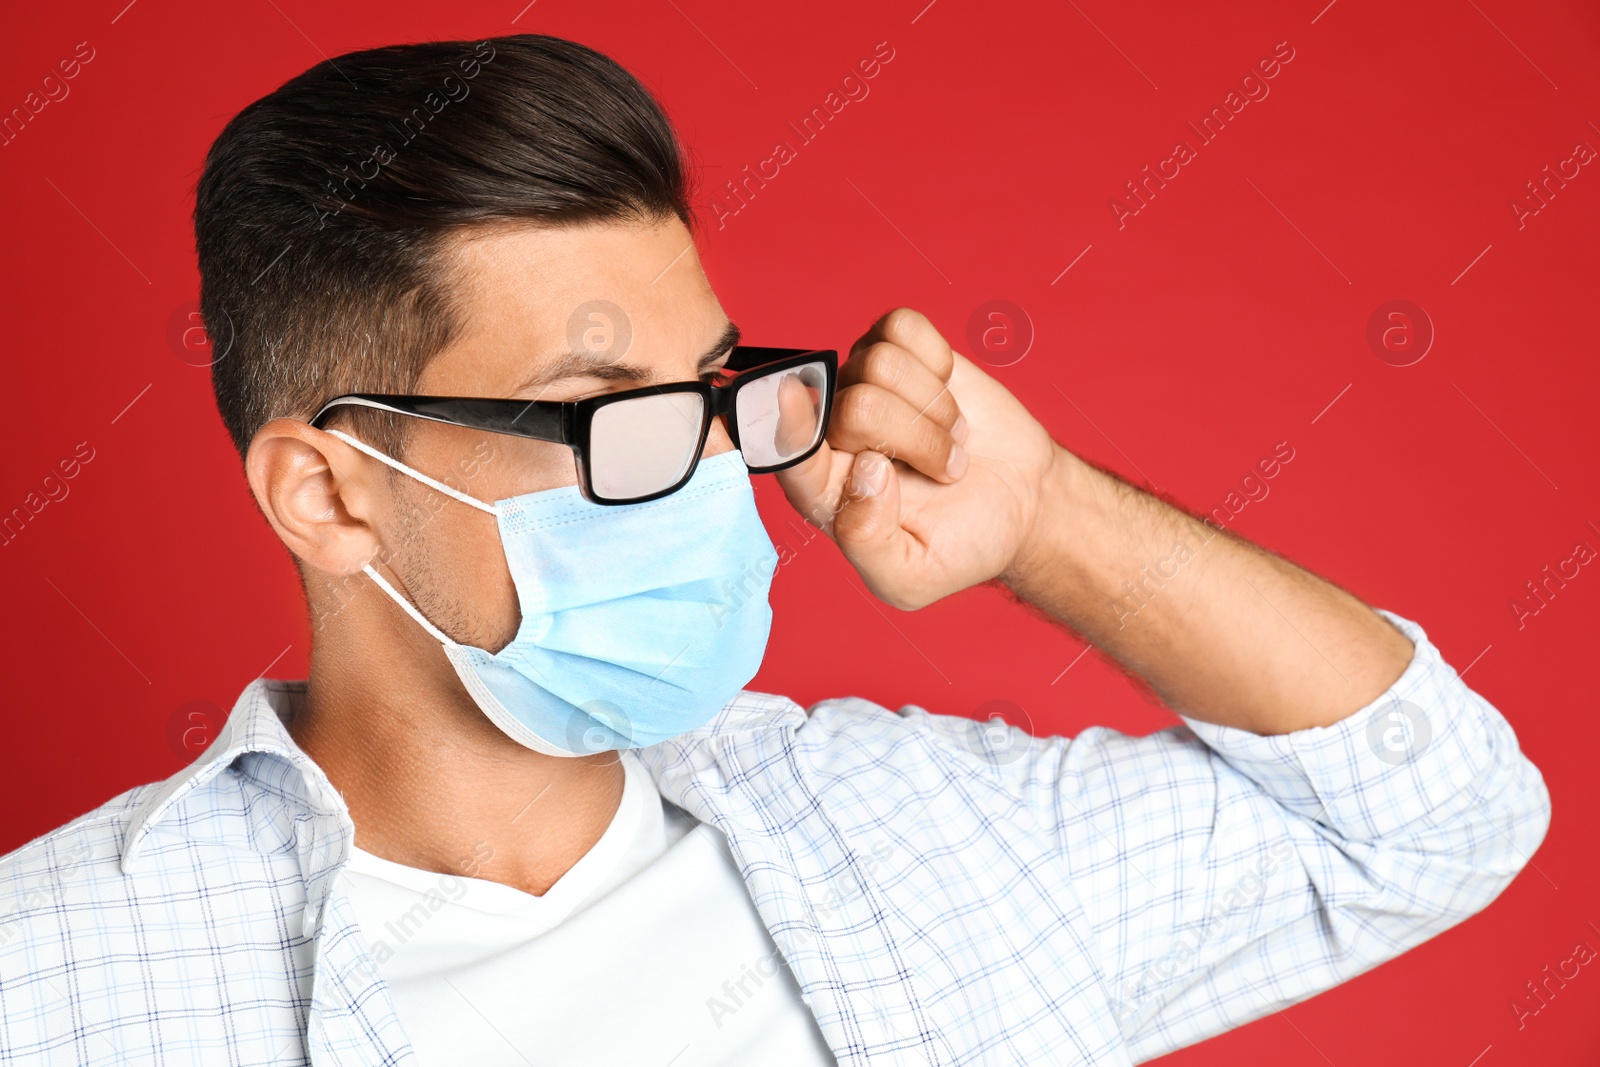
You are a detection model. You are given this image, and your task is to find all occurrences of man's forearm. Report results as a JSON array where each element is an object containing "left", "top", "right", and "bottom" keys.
[{"left": 1001, "top": 445, "right": 1414, "bottom": 735}]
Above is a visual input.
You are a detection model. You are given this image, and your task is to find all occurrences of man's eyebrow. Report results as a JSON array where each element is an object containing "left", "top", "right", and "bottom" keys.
[{"left": 512, "top": 320, "right": 742, "bottom": 396}]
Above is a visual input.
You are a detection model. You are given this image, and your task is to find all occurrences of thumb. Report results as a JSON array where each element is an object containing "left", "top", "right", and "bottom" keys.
[{"left": 833, "top": 450, "right": 910, "bottom": 593}]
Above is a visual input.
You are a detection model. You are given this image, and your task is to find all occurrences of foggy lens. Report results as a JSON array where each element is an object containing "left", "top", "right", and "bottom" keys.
[
  {"left": 588, "top": 391, "right": 705, "bottom": 500},
  {"left": 735, "top": 361, "right": 827, "bottom": 469}
]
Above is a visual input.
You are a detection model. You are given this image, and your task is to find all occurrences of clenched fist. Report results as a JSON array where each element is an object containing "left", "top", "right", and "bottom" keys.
[{"left": 775, "top": 308, "right": 1062, "bottom": 610}]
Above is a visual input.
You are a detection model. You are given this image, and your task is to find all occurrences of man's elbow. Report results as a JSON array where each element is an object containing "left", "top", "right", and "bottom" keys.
[
  {"left": 1349, "top": 709, "right": 1553, "bottom": 957},
  {"left": 1406, "top": 739, "right": 1553, "bottom": 935},
  {"left": 1461, "top": 750, "right": 1552, "bottom": 915},
  {"left": 1414, "top": 677, "right": 1553, "bottom": 925}
]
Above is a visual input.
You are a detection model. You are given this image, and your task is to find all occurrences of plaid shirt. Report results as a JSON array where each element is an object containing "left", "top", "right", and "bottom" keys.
[{"left": 0, "top": 610, "right": 1549, "bottom": 1065}]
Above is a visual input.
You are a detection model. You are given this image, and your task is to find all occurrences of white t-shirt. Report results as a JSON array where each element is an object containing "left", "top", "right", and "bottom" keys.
[{"left": 340, "top": 750, "right": 837, "bottom": 1066}]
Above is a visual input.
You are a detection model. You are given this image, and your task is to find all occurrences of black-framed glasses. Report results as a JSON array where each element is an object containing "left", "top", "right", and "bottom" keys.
[{"left": 309, "top": 346, "right": 838, "bottom": 505}]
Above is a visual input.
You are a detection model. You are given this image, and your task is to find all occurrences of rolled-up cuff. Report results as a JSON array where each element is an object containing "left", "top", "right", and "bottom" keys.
[{"left": 1178, "top": 609, "right": 1499, "bottom": 840}]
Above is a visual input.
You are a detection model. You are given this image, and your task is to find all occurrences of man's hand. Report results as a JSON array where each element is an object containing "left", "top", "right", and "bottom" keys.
[
  {"left": 775, "top": 308, "right": 1059, "bottom": 610},
  {"left": 778, "top": 306, "right": 1415, "bottom": 736}
]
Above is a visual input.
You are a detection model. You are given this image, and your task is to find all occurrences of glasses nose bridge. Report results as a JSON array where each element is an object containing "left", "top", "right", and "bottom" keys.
[
  {"left": 699, "top": 378, "right": 740, "bottom": 447},
  {"left": 706, "top": 378, "right": 738, "bottom": 420}
]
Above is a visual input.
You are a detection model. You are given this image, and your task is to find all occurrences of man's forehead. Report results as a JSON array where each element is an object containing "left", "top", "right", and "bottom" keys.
[
  {"left": 421, "top": 216, "right": 726, "bottom": 396},
  {"left": 510, "top": 319, "right": 742, "bottom": 395}
]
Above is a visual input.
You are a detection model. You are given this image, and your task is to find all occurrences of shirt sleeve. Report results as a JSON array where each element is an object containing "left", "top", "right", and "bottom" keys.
[{"left": 1020, "top": 609, "right": 1550, "bottom": 1061}]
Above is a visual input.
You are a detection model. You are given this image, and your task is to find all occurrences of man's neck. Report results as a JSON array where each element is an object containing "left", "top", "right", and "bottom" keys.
[{"left": 288, "top": 635, "right": 625, "bottom": 897}]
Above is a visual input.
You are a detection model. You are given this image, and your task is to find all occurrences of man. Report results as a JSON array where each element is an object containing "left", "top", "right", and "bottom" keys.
[{"left": 0, "top": 32, "right": 1548, "bottom": 1067}]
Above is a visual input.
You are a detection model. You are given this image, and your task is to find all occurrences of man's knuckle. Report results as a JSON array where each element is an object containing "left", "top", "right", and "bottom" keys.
[
  {"left": 882, "top": 307, "right": 922, "bottom": 341},
  {"left": 860, "top": 344, "right": 908, "bottom": 392},
  {"left": 886, "top": 309, "right": 953, "bottom": 376},
  {"left": 837, "top": 385, "right": 889, "bottom": 430}
]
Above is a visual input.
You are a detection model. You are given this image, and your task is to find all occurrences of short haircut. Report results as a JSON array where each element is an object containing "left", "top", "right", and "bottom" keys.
[{"left": 194, "top": 33, "right": 694, "bottom": 460}]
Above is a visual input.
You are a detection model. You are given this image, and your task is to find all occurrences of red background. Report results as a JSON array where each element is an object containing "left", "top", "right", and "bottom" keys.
[{"left": 2, "top": 0, "right": 1596, "bottom": 1062}]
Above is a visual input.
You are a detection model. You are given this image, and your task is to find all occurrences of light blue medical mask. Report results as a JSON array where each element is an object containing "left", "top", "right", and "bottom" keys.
[{"left": 329, "top": 430, "right": 780, "bottom": 756}]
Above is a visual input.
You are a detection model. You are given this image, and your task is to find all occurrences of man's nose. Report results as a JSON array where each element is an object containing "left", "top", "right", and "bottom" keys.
[{"left": 704, "top": 415, "right": 735, "bottom": 458}]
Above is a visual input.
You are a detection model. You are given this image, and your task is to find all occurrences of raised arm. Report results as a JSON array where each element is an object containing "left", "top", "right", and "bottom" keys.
[
  {"left": 776, "top": 307, "right": 1550, "bottom": 1059},
  {"left": 999, "top": 441, "right": 1415, "bottom": 735},
  {"left": 777, "top": 305, "right": 1409, "bottom": 733},
  {"left": 780, "top": 307, "right": 1408, "bottom": 735}
]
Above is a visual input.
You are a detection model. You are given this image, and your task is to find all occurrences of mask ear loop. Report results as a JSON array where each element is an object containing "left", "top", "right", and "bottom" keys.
[
  {"left": 324, "top": 428, "right": 500, "bottom": 517},
  {"left": 360, "top": 563, "right": 457, "bottom": 647},
  {"left": 322, "top": 427, "right": 501, "bottom": 649}
]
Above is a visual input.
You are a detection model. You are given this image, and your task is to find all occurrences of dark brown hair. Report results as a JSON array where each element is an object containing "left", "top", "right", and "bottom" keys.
[{"left": 195, "top": 33, "right": 694, "bottom": 459}]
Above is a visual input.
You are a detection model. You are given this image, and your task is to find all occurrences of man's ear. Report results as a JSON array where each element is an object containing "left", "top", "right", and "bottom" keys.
[{"left": 245, "top": 419, "right": 385, "bottom": 578}]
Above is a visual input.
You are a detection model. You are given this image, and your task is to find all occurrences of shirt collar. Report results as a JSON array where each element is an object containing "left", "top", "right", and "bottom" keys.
[
  {"left": 122, "top": 678, "right": 345, "bottom": 874},
  {"left": 630, "top": 689, "right": 811, "bottom": 820},
  {"left": 119, "top": 678, "right": 808, "bottom": 874}
]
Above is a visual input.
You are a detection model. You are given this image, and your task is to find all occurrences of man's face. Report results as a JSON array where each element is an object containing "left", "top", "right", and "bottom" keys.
[{"left": 363, "top": 216, "right": 737, "bottom": 653}]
